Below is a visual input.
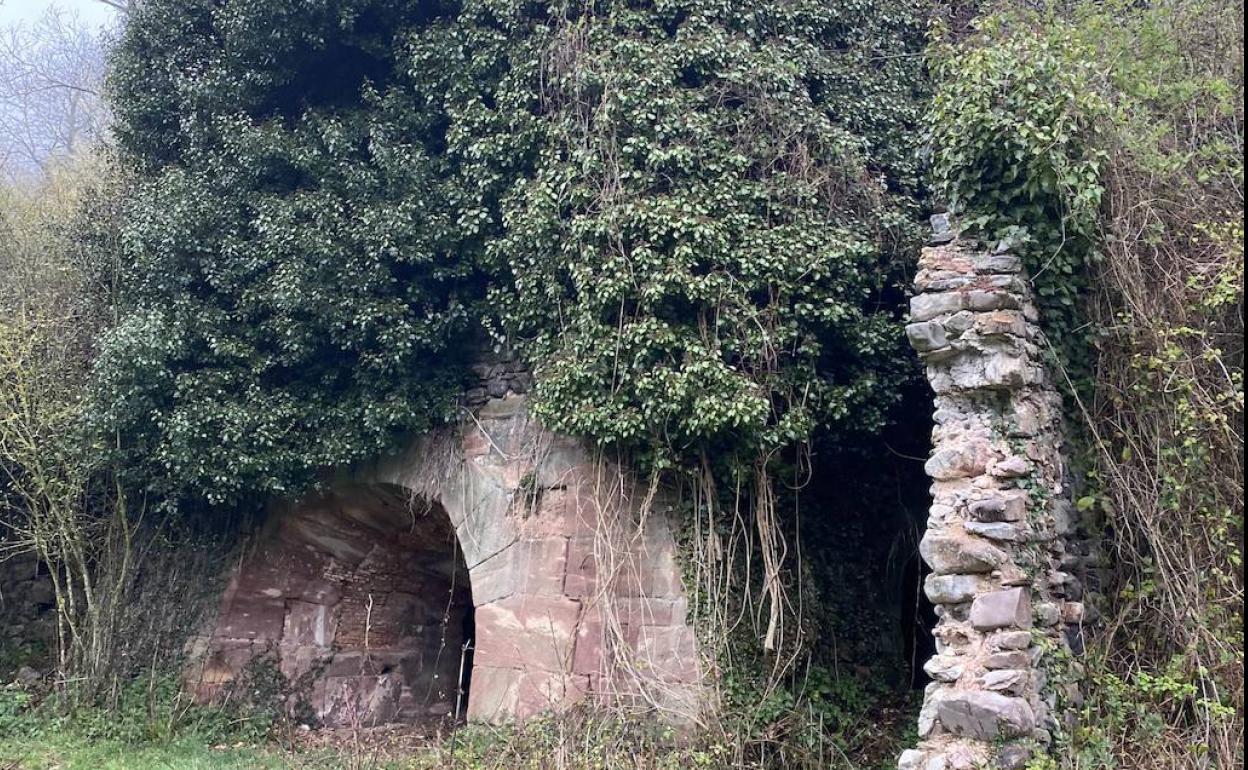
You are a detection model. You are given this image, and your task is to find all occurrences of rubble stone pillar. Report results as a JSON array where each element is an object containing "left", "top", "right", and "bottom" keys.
[{"left": 899, "top": 217, "right": 1087, "bottom": 770}]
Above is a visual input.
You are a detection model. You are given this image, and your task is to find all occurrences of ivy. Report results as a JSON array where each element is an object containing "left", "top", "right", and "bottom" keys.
[
  {"left": 926, "top": 12, "right": 1108, "bottom": 380},
  {"left": 99, "top": 0, "right": 929, "bottom": 507}
]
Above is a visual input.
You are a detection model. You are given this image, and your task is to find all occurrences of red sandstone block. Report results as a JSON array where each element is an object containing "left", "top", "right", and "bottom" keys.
[
  {"left": 565, "top": 535, "right": 599, "bottom": 583},
  {"left": 514, "top": 538, "right": 569, "bottom": 596},
  {"left": 611, "top": 597, "right": 688, "bottom": 627},
  {"left": 632, "top": 625, "right": 699, "bottom": 683},
  {"left": 571, "top": 609, "right": 605, "bottom": 676},
  {"left": 514, "top": 670, "right": 590, "bottom": 721},
  {"left": 217, "top": 595, "right": 286, "bottom": 641},
  {"left": 283, "top": 599, "right": 336, "bottom": 647},
  {"left": 473, "top": 594, "right": 582, "bottom": 673},
  {"left": 465, "top": 664, "right": 520, "bottom": 723}
]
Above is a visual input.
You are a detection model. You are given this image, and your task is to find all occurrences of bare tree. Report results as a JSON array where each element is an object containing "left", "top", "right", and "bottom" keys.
[{"left": 0, "top": 7, "right": 109, "bottom": 183}]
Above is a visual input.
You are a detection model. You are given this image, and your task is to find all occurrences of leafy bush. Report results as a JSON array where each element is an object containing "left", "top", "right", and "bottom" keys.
[{"left": 928, "top": 2, "right": 1243, "bottom": 767}]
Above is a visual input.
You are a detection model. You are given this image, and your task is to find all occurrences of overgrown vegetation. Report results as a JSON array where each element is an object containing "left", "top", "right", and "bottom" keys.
[
  {"left": 0, "top": 0, "right": 1242, "bottom": 768},
  {"left": 94, "top": 0, "right": 934, "bottom": 765},
  {"left": 928, "top": 2, "right": 1243, "bottom": 767}
]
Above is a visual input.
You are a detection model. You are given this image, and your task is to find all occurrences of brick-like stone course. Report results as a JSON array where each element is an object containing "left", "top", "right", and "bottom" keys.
[{"left": 899, "top": 218, "right": 1089, "bottom": 769}]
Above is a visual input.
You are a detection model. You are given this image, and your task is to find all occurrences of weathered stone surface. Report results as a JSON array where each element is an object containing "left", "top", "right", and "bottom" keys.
[
  {"left": 925, "top": 574, "right": 985, "bottom": 605},
  {"left": 902, "top": 231, "right": 1090, "bottom": 770},
  {"left": 981, "top": 669, "right": 1027, "bottom": 694},
  {"left": 969, "top": 496, "right": 1026, "bottom": 522},
  {"left": 964, "top": 521, "right": 1023, "bottom": 541},
  {"left": 920, "top": 532, "right": 1009, "bottom": 574},
  {"left": 984, "top": 651, "right": 1032, "bottom": 670},
  {"left": 990, "top": 456, "right": 1031, "bottom": 478},
  {"left": 970, "top": 588, "right": 1032, "bottom": 631},
  {"left": 993, "top": 631, "right": 1032, "bottom": 651},
  {"left": 925, "top": 443, "right": 993, "bottom": 480},
  {"left": 923, "top": 655, "right": 964, "bottom": 683},
  {"left": 936, "top": 691, "right": 1035, "bottom": 739},
  {"left": 191, "top": 387, "right": 701, "bottom": 728},
  {"left": 907, "top": 321, "right": 950, "bottom": 353},
  {"left": 911, "top": 292, "right": 966, "bottom": 322}
]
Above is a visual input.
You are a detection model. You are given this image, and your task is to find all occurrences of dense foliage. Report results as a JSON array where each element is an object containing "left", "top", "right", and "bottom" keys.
[
  {"left": 99, "top": 0, "right": 927, "bottom": 509},
  {"left": 928, "top": 2, "right": 1243, "bottom": 767},
  {"left": 490, "top": 1, "right": 926, "bottom": 465}
]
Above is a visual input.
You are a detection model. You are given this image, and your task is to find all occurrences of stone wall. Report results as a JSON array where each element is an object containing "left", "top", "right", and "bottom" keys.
[
  {"left": 191, "top": 347, "right": 701, "bottom": 726},
  {"left": 0, "top": 550, "right": 55, "bottom": 666},
  {"left": 899, "top": 218, "right": 1089, "bottom": 770}
]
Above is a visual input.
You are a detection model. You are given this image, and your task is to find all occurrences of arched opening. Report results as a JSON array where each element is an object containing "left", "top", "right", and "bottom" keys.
[{"left": 201, "top": 483, "right": 475, "bottom": 728}]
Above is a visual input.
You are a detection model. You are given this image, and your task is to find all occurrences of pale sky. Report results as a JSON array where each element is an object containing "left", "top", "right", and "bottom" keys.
[{"left": 0, "top": 0, "right": 120, "bottom": 30}]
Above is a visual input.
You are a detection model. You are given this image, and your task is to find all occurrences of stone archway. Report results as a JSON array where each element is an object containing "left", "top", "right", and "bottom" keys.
[
  {"left": 192, "top": 357, "right": 702, "bottom": 727},
  {"left": 194, "top": 484, "right": 473, "bottom": 725}
]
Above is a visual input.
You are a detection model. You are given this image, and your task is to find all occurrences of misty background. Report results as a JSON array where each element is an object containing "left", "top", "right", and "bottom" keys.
[{"left": 0, "top": 0, "right": 125, "bottom": 183}]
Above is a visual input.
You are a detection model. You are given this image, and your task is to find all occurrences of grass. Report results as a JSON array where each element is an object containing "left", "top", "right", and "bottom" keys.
[{"left": 0, "top": 732, "right": 303, "bottom": 770}]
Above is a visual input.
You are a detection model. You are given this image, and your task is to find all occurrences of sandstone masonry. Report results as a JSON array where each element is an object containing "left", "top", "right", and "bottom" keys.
[
  {"left": 899, "top": 217, "right": 1089, "bottom": 770},
  {"left": 190, "top": 347, "right": 701, "bottom": 726}
]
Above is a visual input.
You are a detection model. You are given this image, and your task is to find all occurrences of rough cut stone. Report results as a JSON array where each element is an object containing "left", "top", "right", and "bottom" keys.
[
  {"left": 964, "top": 521, "right": 1023, "bottom": 541},
  {"left": 925, "top": 443, "right": 993, "bottom": 480},
  {"left": 907, "top": 321, "right": 949, "bottom": 353},
  {"left": 984, "top": 651, "right": 1032, "bottom": 670},
  {"left": 993, "top": 631, "right": 1032, "bottom": 651},
  {"left": 902, "top": 230, "right": 1089, "bottom": 770},
  {"left": 920, "top": 532, "right": 1008, "bottom": 575},
  {"left": 911, "top": 292, "right": 966, "bottom": 322},
  {"left": 898, "top": 749, "right": 926, "bottom": 770},
  {"left": 969, "top": 496, "right": 1026, "bottom": 522},
  {"left": 970, "top": 588, "right": 1032, "bottom": 631},
  {"left": 936, "top": 691, "right": 1035, "bottom": 740},
  {"left": 924, "top": 574, "right": 984, "bottom": 605},
  {"left": 923, "top": 655, "right": 964, "bottom": 683},
  {"left": 981, "top": 669, "right": 1027, "bottom": 693},
  {"left": 990, "top": 456, "right": 1031, "bottom": 478}
]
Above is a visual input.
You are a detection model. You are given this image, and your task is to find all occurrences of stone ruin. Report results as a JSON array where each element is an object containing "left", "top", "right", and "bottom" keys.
[
  {"left": 70, "top": 217, "right": 1098, "bottom": 754},
  {"left": 899, "top": 217, "right": 1094, "bottom": 769},
  {"left": 188, "top": 354, "right": 701, "bottom": 727}
]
